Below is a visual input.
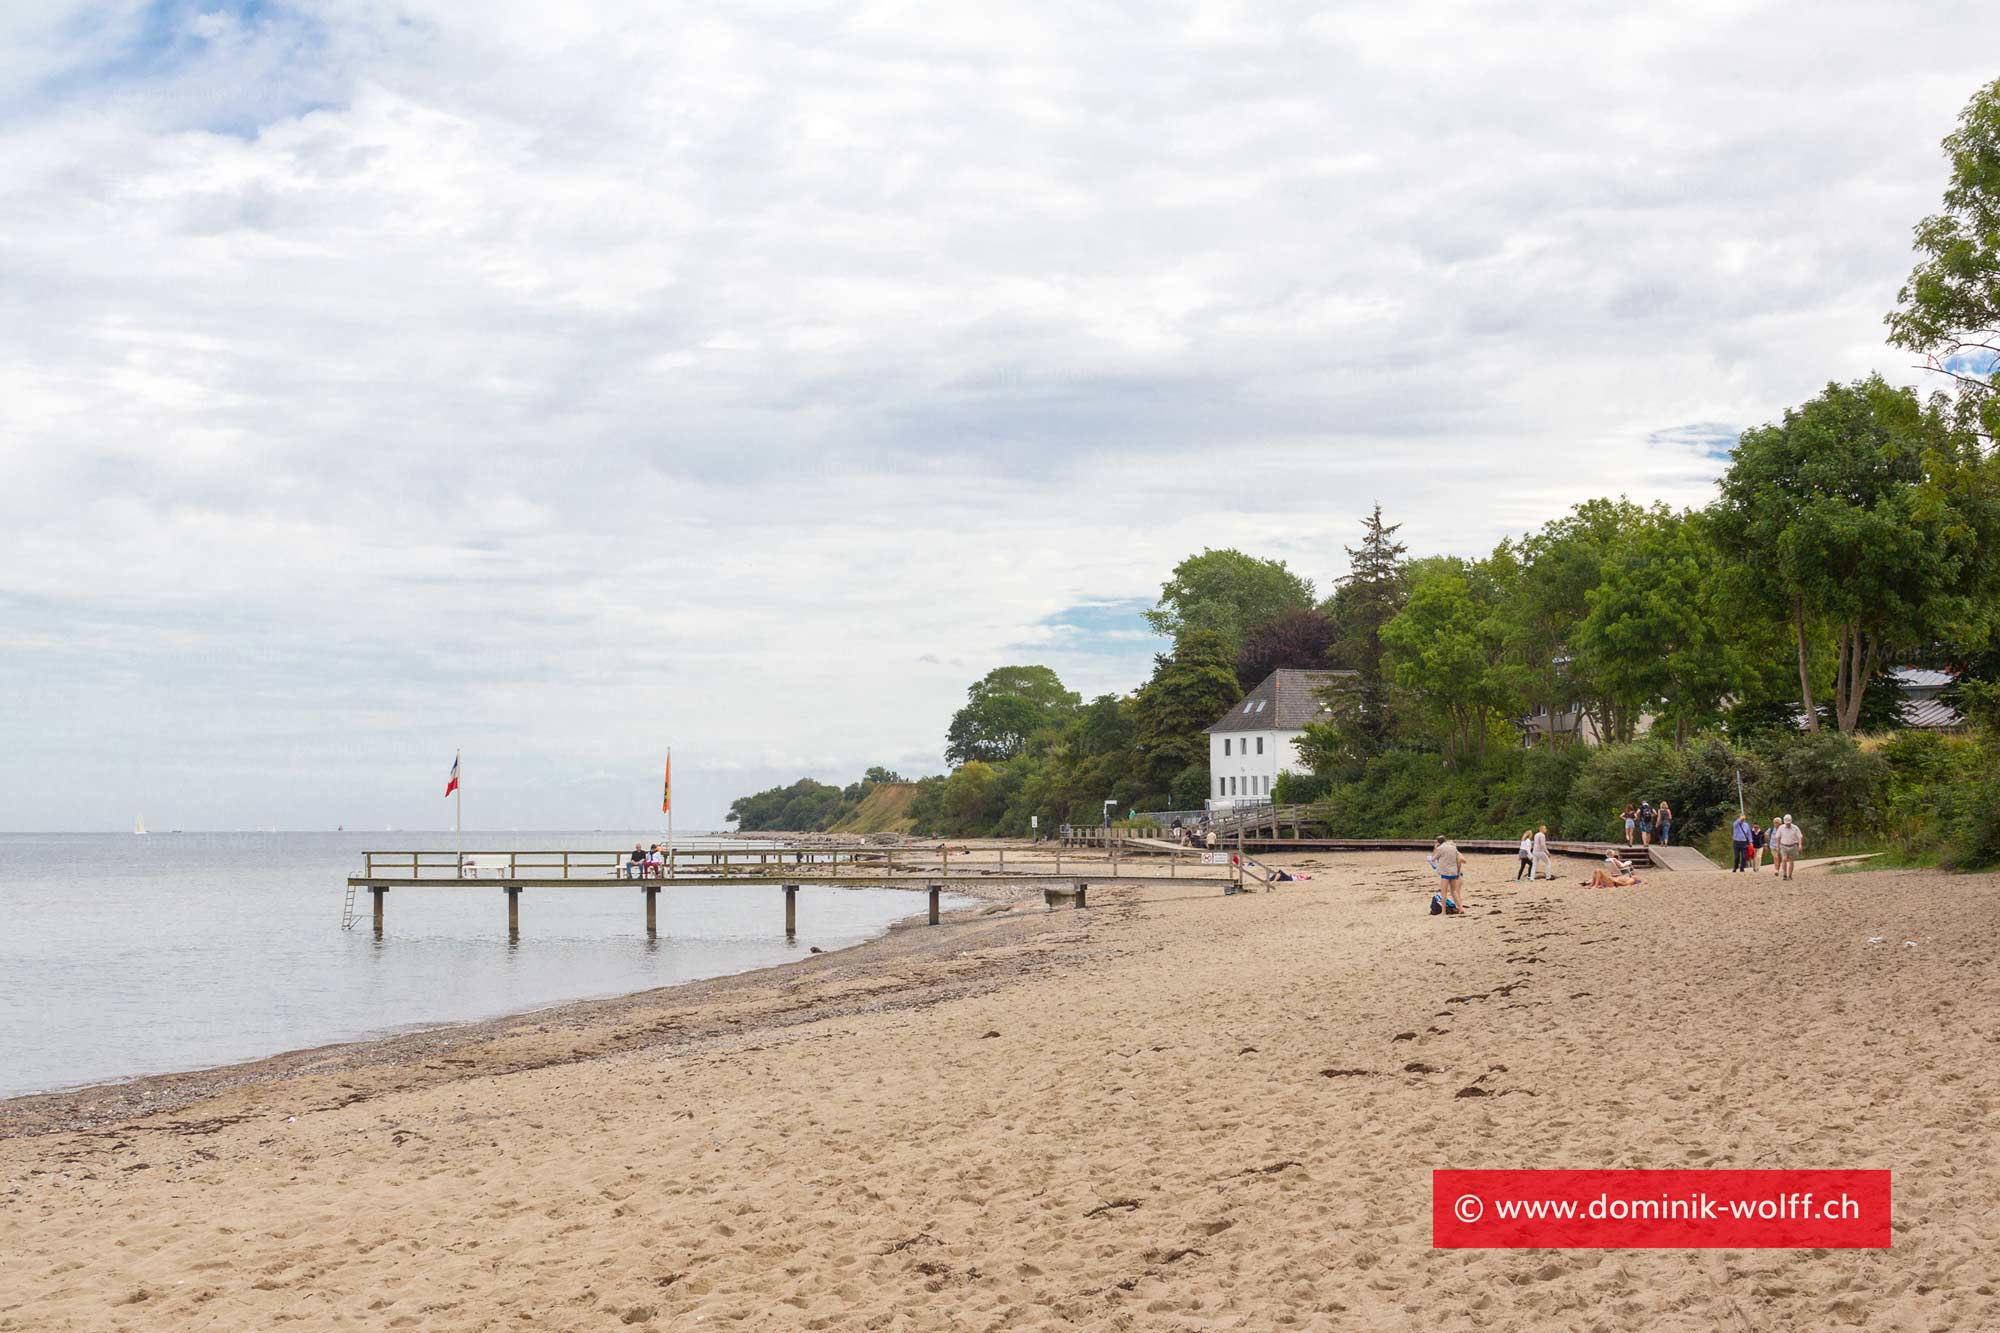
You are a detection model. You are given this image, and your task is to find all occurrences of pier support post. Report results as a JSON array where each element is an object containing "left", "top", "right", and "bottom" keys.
[
  {"left": 644, "top": 885, "right": 658, "bottom": 937},
  {"left": 505, "top": 886, "right": 521, "bottom": 938},
  {"left": 928, "top": 884, "right": 940, "bottom": 926},
  {"left": 371, "top": 886, "right": 387, "bottom": 935},
  {"left": 784, "top": 884, "right": 798, "bottom": 938},
  {"left": 1074, "top": 882, "right": 1087, "bottom": 909}
]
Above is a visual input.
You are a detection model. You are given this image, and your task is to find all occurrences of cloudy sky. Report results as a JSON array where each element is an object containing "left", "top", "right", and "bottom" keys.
[{"left": 0, "top": 2, "right": 1988, "bottom": 831}]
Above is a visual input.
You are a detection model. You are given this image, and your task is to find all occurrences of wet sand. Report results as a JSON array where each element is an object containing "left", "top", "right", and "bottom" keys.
[{"left": 3, "top": 852, "right": 1995, "bottom": 1330}]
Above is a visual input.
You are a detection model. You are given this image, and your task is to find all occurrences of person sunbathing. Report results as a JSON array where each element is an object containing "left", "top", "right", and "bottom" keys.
[{"left": 1584, "top": 853, "right": 1640, "bottom": 888}]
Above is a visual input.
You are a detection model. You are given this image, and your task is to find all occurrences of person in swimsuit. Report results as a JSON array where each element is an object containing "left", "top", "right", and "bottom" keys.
[{"left": 1431, "top": 836, "right": 1466, "bottom": 913}]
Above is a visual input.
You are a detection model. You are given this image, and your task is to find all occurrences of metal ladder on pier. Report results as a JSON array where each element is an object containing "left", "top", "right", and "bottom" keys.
[{"left": 340, "top": 881, "right": 360, "bottom": 931}]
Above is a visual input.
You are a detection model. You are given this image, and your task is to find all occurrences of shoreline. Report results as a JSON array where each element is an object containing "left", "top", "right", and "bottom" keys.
[
  {"left": 0, "top": 880, "right": 1023, "bottom": 1141},
  {"left": 7, "top": 855, "right": 1994, "bottom": 1329}
]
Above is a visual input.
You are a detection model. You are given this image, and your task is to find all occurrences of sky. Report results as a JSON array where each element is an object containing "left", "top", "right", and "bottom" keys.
[{"left": 0, "top": 1, "right": 1990, "bottom": 832}]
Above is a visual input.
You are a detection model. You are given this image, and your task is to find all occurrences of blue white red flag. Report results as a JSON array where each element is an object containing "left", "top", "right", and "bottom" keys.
[{"left": 445, "top": 752, "right": 460, "bottom": 797}]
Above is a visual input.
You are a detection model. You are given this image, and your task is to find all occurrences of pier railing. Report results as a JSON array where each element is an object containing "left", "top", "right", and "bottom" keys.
[
  {"left": 345, "top": 841, "right": 1247, "bottom": 937},
  {"left": 357, "top": 840, "right": 1231, "bottom": 886}
]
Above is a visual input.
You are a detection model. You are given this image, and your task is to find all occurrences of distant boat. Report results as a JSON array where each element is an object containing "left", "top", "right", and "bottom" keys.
[{"left": 134, "top": 816, "right": 147, "bottom": 835}]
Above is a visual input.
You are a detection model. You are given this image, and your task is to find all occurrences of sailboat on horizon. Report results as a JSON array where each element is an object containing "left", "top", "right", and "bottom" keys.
[{"left": 134, "top": 815, "right": 147, "bottom": 835}]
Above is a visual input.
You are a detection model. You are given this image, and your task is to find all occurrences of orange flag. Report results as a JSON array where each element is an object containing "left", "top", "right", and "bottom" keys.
[{"left": 661, "top": 751, "right": 672, "bottom": 813}]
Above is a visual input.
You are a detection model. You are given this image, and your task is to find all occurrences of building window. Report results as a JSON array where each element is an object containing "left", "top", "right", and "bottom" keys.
[
  {"left": 1223, "top": 738, "right": 1231, "bottom": 756},
  {"left": 1256, "top": 737, "right": 1264, "bottom": 755}
]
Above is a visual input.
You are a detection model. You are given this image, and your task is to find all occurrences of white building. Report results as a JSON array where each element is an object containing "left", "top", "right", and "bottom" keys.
[{"left": 1205, "top": 668, "right": 1354, "bottom": 807}]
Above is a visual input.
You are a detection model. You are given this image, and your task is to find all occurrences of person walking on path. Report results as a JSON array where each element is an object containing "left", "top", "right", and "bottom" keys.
[
  {"left": 1775, "top": 815, "right": 1804, "bottom": 879},
  {"left": 1656, "top": 800, "right": 1674, "bottom": 846},
  {"left": 1516, "top": 831, "right": 1534, "bottom": 880},
  {"left": 1531, "top": 824, "right": 1553, "bottom": 880},
  {"left": 1731, "top": 814, "right": 1752, "bottom": 872},
  {"left": 1621, "top": 805, "right": 1638, "bottom": 845},
  {"left": 1430, "top": 836, "right": 1466, "bottom": 914},
  {"left": 1637, "top": 800, "right": 1655, "bottom": 846}
]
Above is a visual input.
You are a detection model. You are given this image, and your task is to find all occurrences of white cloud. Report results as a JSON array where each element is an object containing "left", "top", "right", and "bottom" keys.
[{"left": 0, "top": 0, "right": 1988, "bottom": 829}]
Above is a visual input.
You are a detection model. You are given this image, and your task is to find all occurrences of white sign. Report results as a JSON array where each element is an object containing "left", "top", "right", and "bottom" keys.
[
  {"left": 1201, "top": 852, "right": 1225, "bottom": 865},
  {"left": 1030, "top": 815, "right": 1038, "bottom": 829}
]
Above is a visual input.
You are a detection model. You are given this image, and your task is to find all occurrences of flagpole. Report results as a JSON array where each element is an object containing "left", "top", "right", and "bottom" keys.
[
  {"left": 666, "top": 747, "right": 674, "bottom": 852},
  {"left": 456, "top": 752, "right": 463, "bottom": 865}
]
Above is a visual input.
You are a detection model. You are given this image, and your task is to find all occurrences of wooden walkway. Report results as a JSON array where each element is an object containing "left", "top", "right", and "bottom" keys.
[{"left": 344, "top": 844, "right": 1244, "bottom": 936}]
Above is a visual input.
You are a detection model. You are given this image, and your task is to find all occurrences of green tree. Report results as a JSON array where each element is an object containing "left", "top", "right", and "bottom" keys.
[
  {"left": 1144, "top": 549, "right": 1315, "bottom": 655},
  {"left": 1713, "top": 375, "right": 1998, "bottom": 734},
  {"left": 1576, "top": 508, "right": 1744, "bottom": 746},
  {"left": 1072, "top": 693, "right": 1137, "bottom": 757},
  {"left": 726, "top": 778, "right": 847, "bottom": 831},
  {"left": 1887, "top": 76, "right": 2000, "bottom": 443},
  {"left": 1325, "top": 505, "right": 1408, "bottom": 756},
  {"left": 1133, "top": 629, "right": 1242, "bottom": 789},
  {"left": 941, "top": 761, "right": 1007, "bottom": 832},
  {"left": 1498, "top": 498, "right": 1646, "bottom": 747},
  {"left": 944, "top": 665, "right": 1081, "bottom": 764},
  {"left": 1378, "top": 559, "right": 1512, "bottom": 762}
]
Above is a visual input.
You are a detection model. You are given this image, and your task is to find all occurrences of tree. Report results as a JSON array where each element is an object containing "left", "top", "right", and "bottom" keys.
[
  {"left": 1144, "top": 549, "right": 1315, "bottom": 655},
  {"left": 1713, "top": 375, "right": 1999, "bottom": 734},
  {"left": 1326, "top": 505, "right": 1408, "bottom": 756},
  {"left": 1072, "top": 693, "right": 1137, "bottom": 757},
  {"left": 1378, "top": 559, "right": 1511, "bottom": 762},
  {"left": 944, "top": 665, "right": 1081, "bottom": 764},
  {"left": 1576, "top": 509, "right": 1744, "bottom": 746},
  {"left": 726, "top": 778, "right": 846, "bottom": 831},
  {"left": 1234, "top": 608, "right": 1337, "bottom": 690},
  {"left": 1498, "top": 498, "right": 1646, "bottom": 747},
  {"left": 1133, "top": 629, "right": 1242, "bottom": 789},
  {"left": 1887, "top": 77, "right": 2000, "bottom": 443}
]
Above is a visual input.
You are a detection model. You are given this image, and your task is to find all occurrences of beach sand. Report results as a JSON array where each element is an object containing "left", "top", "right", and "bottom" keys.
[{"left": 3, "top": 852, "right": 1996, "bottom": 1330}]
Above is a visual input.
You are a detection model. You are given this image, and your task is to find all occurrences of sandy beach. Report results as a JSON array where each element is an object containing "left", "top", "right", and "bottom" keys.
[{"left": 4, "top": 850, "right": 1996, "bottom": 1331}]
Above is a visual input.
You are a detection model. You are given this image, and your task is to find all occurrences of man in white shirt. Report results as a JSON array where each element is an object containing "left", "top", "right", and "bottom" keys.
[
  {"left": 1530, "top": 825, "right": 1553, "bottom": 880},
  {"left": 1774, "top": 815, "right": 1804, "bottom": 880}
]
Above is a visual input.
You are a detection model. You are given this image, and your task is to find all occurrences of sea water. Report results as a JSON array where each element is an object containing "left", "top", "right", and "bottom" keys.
[{"left": 0, "top": 832, "right": 965, "bottom": 1100}]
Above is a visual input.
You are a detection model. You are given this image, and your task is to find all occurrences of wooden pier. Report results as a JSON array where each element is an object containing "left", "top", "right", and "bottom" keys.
[{"left": 343, "top": 843, "right": 1245, "bottom": 936}]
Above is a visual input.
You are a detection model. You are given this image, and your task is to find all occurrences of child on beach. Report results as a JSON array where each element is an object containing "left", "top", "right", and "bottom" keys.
[{"left": 1516, "top": 831, "right": 1534, "bottom": 880}]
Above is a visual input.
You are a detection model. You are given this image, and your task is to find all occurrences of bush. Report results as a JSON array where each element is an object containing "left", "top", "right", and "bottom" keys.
[
  {"left": 1273, "top": 770, "right": 1332, "bottom": 805},
  {"left": 1309, "top": 749, "right": 1540, "bottom": 838},
  {"left": 1752, "top": 731, "right": 1887, "bottom": 836},
  {"left": 1559, "top": 740, "right": 1679, "bottom": 841},
  {"left": 1169, "top": 763, "right": 1210, "bottom": 809}
]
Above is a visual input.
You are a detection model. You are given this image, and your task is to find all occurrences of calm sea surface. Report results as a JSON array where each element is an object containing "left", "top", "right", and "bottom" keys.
[{"left": 0, "top": 832, "right": 965, "bottom": 1101}]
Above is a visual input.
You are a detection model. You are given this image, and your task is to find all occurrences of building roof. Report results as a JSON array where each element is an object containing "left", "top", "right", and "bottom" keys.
[
  {"left": 1891, "top": 666, "right": 1954, "bottom": 692},
  {"left": 1206, "top": 668, "right": 1356, "bottom": 734},
  {"left": 1900, "top": 697, "right": 1965, "bottom": 730}
]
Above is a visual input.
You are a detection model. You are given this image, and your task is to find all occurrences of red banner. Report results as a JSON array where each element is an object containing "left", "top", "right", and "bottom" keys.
[{"left": 1433, "top": 1169, "right": 1891, "bottom": 1249}]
